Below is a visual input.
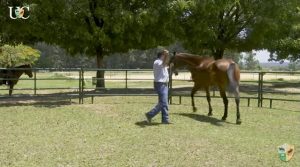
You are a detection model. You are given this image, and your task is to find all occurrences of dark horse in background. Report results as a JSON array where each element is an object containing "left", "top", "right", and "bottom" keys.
[
  {"left": 0, "top": 64, "right": 33, "bottom": 96},
  {"left": 170, "top": 53, "right": 241, "bottom": 124}
]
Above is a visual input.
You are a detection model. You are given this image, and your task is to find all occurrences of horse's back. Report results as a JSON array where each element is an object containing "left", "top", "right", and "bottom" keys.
[
  {"left": 212, "top": 59, "right": 240, "bottom": 88},
  {"left": 214, "top": 59, "right": 236, "bottom": 71}
]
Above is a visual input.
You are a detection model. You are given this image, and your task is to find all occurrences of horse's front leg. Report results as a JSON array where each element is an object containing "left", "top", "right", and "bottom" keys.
[
  {"left": 191, "top": 86, "right": 198, "bottom": 112},
  {"left": 9, "top": 84, "right": 14, "bottom": 96},
  {"left": 205, "top": 87, "right": 213, "bottom": 116},
  {"left": 220, "top": 89, "right": 228, "bottom": 121}
]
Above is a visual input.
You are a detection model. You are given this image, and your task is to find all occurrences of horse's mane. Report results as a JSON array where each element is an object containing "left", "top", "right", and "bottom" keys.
[
  {"left": 175, "top": 53, "right": 213, "bottom": 67},
  {"left": 14, "top": 64, "right": 31, "bottom": 68}
]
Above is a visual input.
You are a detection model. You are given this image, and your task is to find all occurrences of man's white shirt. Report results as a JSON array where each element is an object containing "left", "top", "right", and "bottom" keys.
[{"left": 153, "top": 59, "right": 169, "bottom": 83}]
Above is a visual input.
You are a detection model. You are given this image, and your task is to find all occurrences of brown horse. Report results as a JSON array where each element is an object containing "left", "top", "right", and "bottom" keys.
[
  {"left": 170, "top": 53, "right": 241, "bottom": 124},
  {"left": 0, "top": 64, "right": 33, "bottom": 96}
]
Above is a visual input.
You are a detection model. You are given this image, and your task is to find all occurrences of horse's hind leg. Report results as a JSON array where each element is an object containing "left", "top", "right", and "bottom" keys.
[
  {"left": 191, "top": 86, "right": 198, "bottom": 112},
  {"left": 234, "top": 89, "right": 242, "bottom": 125},
  {"left": 9, "top": 84, "right": 13, "bottom": 96},
  {"left": 205, "top": 87, "right": 213, "bottom": 116},
  {"left": 220, "top": 89, "right": 228, "bottom": 121}
]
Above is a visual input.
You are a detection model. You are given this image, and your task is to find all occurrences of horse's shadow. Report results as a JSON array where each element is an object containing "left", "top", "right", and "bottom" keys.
[{"left": 174, "top": 113, "right": 228, "bottom": 126}]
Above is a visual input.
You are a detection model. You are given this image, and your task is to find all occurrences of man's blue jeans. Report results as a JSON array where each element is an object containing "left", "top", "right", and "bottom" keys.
[{"left": 147, "top": 82, "right": 169, "bottom": 122}]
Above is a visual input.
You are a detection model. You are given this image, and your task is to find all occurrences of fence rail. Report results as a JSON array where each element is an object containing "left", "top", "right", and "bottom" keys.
[{"left": 0, "top": 68, "right": 299, "bottom": 108}]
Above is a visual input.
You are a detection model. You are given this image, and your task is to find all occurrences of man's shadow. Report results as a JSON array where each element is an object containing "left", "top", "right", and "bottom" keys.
[
  {"left": 174, "top": 113, "right": 227, "bottom": 126},
  {"left": 135, "top": 121, "right": 161, "bottom": 128}
]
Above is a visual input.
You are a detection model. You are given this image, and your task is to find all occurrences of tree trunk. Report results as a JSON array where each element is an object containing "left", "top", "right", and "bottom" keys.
[
  {"left": 213, "top": 48, "right": 225, "bottom": 60},
  {"left": 96, "top": 47, "right": 105, "bottom": 89}
]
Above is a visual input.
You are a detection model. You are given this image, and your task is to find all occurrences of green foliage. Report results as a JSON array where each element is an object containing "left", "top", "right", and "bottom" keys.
[
  {"left": 1, "top": 0, "right": 300, "bottom": 63},
  {"left": 266, "top": 6, "right": 300, "bottom": 61},
  {"left": 0, "top": 44, "right": 40, "bottom": 67},
  {"left": 0, "top": 0, "right": 38, "bottom": 45},
  {"left": 288, "top": 61, "right": 300, "bottom": 71},
  {"left": 242, "top": 52, "right": 260, "bottom": 70},
  {"left": 105, "top": 43, "right": 186, "bottom": 69},
  {"left": 26, "top": 0, "right": 175, "bottom": 56},
  {"left": 170, "top": 0, "right": 300, "bottom": 59},
  {"left": 34, "top": 43, "right": 95, "bottom": 68}
]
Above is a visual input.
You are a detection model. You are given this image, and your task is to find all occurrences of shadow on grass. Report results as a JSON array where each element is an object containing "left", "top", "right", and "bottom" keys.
[
  {"left": 0, "top": 101, "right": 74, "bottom": 108},
  {"left": 175, "top": 113, "right": 226, "bottom": 126},
  {"left": 135, "top": 121, "right": 161, "bottom": 128}
]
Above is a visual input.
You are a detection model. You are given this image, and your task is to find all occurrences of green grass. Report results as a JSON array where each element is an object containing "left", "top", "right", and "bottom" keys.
[{"left": 0, "top": 96, "right": 299, "bottom": 166}]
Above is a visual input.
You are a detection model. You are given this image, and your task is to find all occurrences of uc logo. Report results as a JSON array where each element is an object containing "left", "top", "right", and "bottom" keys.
[{"left": 9, "top": 6, "right": 30, "bottom": 20}]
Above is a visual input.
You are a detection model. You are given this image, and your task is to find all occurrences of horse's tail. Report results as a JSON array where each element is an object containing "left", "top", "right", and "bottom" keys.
[{"left": 227, "top": 63, "right": 240, "bottom": 93}]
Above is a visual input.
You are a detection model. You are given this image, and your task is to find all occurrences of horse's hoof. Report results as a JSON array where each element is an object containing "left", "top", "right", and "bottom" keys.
[
  {"left": 193, "top": 107, "right": 197, "bottom": 112},
  {"left": 221, "top": 117, "right": 227, "bottom": 121},
  {"left": 236, "top": 119, "right": 242, "bottom": 125},
  {"left": 208, "top": 112, "right": 213, "bottom": 116}
]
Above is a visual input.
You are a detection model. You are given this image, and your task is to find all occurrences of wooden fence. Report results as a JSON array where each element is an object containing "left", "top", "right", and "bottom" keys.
[{"left": 0, "top": 68, "right": 299, "bottom": 108}]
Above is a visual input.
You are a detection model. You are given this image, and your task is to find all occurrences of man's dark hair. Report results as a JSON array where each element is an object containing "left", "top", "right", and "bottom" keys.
[
  {"left": 157, "top": 51, "right": 164, "bottom": 58},
  {"left": 157, "top": 50, "right": 169, "bottom": 58}
]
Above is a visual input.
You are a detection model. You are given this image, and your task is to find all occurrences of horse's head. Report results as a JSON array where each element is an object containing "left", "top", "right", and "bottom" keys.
[
  {"left": 169, "top": 52, "right": 180, "bottom": 76},
  {"left": 23, "top": 64, "right": 33, "bottom": 78}
]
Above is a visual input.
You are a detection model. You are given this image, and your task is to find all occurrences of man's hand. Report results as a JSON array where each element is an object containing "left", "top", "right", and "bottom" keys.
[{"left": 162, "top": 50, "right": 170, "bottom": 66}]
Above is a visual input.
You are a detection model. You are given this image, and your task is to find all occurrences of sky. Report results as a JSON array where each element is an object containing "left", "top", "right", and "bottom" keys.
[{"left": 253, "top": 50, "right": 270, "bottom": 63}]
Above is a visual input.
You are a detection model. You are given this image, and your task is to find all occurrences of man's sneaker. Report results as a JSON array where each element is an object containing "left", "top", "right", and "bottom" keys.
[
  {"left": 145, "top": 113, "right": 152, "bottom": 123},
  {"left": 162, "top": 121, "right": 172, "bottom": 124}
]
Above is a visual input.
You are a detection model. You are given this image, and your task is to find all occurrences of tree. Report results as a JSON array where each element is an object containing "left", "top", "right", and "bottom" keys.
[
  {"left": 0, "top": 0, "right": 38, "bottom": 46},
  {"left": 288, "top": 61, "right": 300, "bottom": 71},
  {"left": 25, "top": 0, "right": 175, "bottom": 88},
  {"left": 243, "top": 52, "right": 260, "bottom": 70},
  {"left": 0, "top": 44, "right": 40, "bottom": 67},
  {"left": 105, "top": 43, "right": 186, "bottom": 69},
  {"left": 170, "top": 0, "right": 300, "bottom": 59},
  {"left": 34, "top": 43, "right": 95, "bottom": 68},
  {"left": 268, "top": 7, "right": 300, "bottom": 61}
]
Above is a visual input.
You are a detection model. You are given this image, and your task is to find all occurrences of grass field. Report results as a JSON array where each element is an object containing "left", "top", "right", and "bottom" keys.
[{"left": 0, "top": 96, "right": 299, "bottom": 167}]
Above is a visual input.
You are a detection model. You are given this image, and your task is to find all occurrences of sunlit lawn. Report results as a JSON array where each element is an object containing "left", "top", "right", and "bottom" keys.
[{"left": 0, "top": 96, "right": 299, "bottom": 166}]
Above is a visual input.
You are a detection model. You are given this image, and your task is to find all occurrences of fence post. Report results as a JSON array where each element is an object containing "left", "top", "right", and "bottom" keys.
[
  {"left": 79, "top": 69, "right": 82, "bottom": 104},
  {"left": 257, "top": 72, "right": 261, "bottom": 107},
  {"left": 125, "top": 70, "right": 128, "bottom": 89},
  {"left": 260, "top": 72, "right": 264, "bottom": 107},
  {"left": 34, "top": 69, "right": 37, "bottom": 95},
  {"left": 169, "top": 67, "right": 173, "bottom": 104},
  {"left": 81, "top": 68, "right": 85, "bottom": 104},
  {"left": 257, "top": 72, "right": 264, "bottom": 108}
]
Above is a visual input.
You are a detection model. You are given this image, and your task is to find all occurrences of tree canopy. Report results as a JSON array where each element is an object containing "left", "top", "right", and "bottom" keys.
[
  {"left": 0, "top": 44, "right": 40, "bottom": 67},
  {"left": 170, "top": 0, "right": 300, "bottom": 59},
  {"left": 22, "top": 0, "right": 175, "bottom": 87},
  {"left": 1, "top": 0, "right": 300, "bottom": 77}
]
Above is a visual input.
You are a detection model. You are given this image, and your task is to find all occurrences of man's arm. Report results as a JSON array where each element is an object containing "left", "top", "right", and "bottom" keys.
[{"left": 163, "top": 55, "right": 169, "bottom": 67}]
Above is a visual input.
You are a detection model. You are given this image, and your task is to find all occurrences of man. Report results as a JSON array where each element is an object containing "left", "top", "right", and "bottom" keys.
[{"left": 145, "top": 49, "right": 171, "bottom": 124}]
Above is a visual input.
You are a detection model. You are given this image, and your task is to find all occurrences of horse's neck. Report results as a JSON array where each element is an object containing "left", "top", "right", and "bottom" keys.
[
  {"left": 14, "top": 66, "right": 27, "bottom": 77},
  {"left": 10, "top": 68, "right": 24, "bottom": 78},
  {"left": 177, "top": 56, "right": 199, "bottom": 67},
  {"left": 15, "top": 71, "right": 24, "bottom": 78}
]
